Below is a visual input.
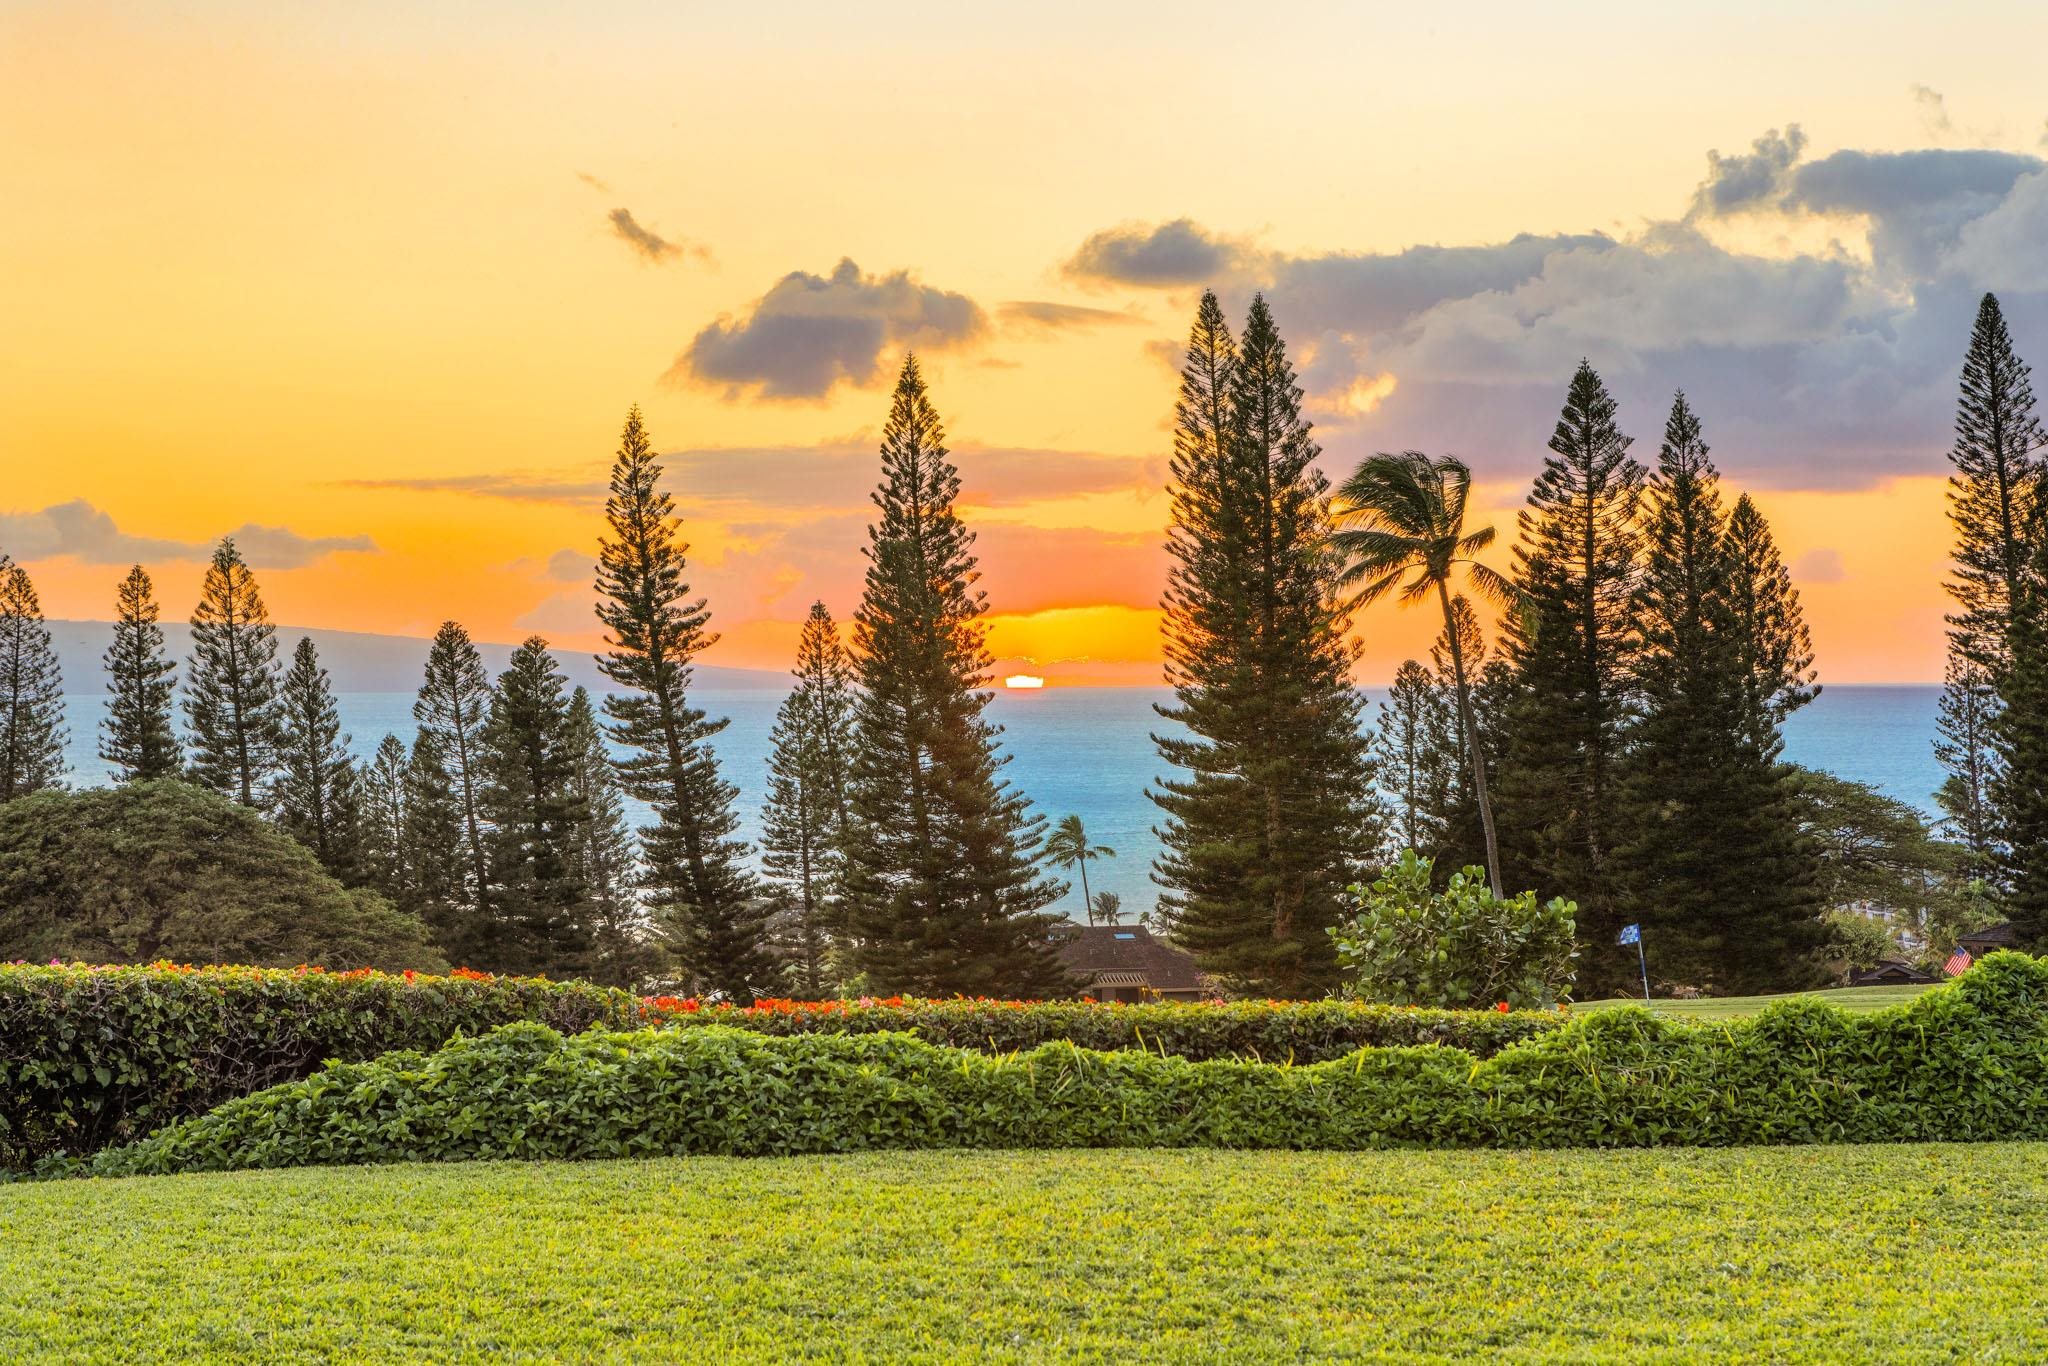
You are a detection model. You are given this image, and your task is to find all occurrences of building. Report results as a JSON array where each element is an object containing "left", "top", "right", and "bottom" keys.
[
  {"left": 1957, "top": 923, "right": 2019, "bottom": 959},
  {"left": 1053, "top": 924, "right": 1209, "bottom": 1002},
  {"left": 1848, "top": 959, "right": 1940, "bottom": 987}
]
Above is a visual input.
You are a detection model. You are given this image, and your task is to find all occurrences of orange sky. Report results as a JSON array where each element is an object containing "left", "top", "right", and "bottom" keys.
[{"left": 5, "top": 3, "right": 2044, "bottom": 685}]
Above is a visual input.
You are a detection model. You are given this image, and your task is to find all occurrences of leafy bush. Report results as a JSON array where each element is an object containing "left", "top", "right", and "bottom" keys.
[
  {"left": 0, "top": 781, "right": 443, "bottom": 972},
  {"left": 0, "top": 962, "right": 653, "bottom": 1169},
  {"left": 78, "top": 953, "right": 2048, "bottom": 1175},
  {"left": 1329, "top": 851, "right": 1578, "bottom": 1008},
  {"left": 648, "top": 994, "right": 1564, "bottom": 1062}
]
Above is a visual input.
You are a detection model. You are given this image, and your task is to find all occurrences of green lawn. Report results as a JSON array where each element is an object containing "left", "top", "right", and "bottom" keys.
[
  {"left": 1579, "top": 982, "right": 1935, "bottom": 1019},
  {"left": 7, "top": 1146, "right": 2046, "bottom": 1362}
]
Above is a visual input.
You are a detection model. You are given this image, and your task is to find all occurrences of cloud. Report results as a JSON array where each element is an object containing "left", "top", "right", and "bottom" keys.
[
  {"left": 575, "top": 171, "right": 611, "bottom": 193},
  {"left": 1794, "top": 547, "right": 1846, "bottom": 584},
  {"left": 669, "top": 258, "right": 987, "bottom": 399},
  {"left": 220, "top": 523, "right": 377, "bottom": 570},
  {"left": 544, "top": 548, "right": 594, "bottom": 582},
  {"left": 336, "top": 473, "right": 609, "bottom": 505},
  {"left": 1910, "top": 84, "right": 1953, "bottom": 139},
  {"left": 606, "top": 207, "right": 708, "bottom": 265},
  {"left": 0, "top": 501, "right": 373, "bottom": 569},
  {"left": 1061, "top": 218, "right": 1253, "bottom": 288},
  {"left": 997, "top": 300, "right": 1145, "bottom": 334},
  {"left": 1690, "top": 126, "right": 1809, "bottom": 217},
  {"left": 1092, "top": 128, "right": 2048, "bottom": 492}
]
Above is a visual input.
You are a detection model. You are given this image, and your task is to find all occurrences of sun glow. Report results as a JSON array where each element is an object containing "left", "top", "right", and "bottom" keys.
[{"left": 1004, "top": 674, "right": 1046, "bottom": 689}]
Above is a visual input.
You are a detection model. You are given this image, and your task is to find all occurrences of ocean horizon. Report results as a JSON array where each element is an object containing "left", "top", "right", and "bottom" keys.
[{"left": 52, "top": 683, "right": 1943, "bottom": 916}]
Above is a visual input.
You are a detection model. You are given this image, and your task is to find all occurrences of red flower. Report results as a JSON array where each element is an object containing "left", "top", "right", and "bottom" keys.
[{"left": 1494, "top": 1001, "right": 1510, "bottom": 1013}]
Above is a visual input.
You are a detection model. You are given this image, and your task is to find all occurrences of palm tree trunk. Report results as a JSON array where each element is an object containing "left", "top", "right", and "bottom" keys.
[
  {"left": 1439, "top": 582, "right": 1503, "bottom": 896},
  {"left": 1079, "top": 859, "right": 1092, "bottom": 923}
]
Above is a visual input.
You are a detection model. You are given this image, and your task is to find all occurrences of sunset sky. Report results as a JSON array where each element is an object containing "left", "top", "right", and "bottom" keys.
[{"left": 6, "top": 2, "right": 2048, "bottom": 684}]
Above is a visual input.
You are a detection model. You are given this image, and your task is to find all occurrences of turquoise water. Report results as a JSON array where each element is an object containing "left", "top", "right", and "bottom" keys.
[{"left": 55, "top": 685, "right": 1942, "bottom": 916}]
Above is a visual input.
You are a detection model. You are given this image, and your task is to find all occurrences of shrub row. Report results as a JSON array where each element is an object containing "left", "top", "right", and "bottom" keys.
[
  {"left": 0, "top": 963, "right": 653, "bottom": 1169},
  {"left": 649, "top": 995, "right": 1566, "bottom": 1061},
  {"left": 79, "top": 953, "right": 2048, "bottom": 1175}
]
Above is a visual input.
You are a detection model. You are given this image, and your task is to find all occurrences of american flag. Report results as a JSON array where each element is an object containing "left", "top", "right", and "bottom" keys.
[{"left": 1943, "top": 947, "right": 1973, "bottom": 978}]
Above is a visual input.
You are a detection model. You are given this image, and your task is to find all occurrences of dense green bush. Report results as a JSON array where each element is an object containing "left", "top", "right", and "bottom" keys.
[
  {"left": 0, "top": 963, "right": 653, "bottom": 1169},
  {"left": 656, "top": 995, "right": 1565, "bottom": 1061},
  {"left": 79, "top": 953, "right": 2048, "bottom": 1175},
  {"left": 0, "top": 782, "right": 443, "bottom": 972},
  {"left": 1328, "top": 851, "right": 1578, "bottom": 1008}
]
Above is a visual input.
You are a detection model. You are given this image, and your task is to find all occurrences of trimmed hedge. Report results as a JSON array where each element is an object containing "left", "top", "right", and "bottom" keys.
[
  {"left": 80, "top": 953, "right": 2048, "bottom": 1175},
  {"left": 0, "top": 963, "right": 653, "bottom": 1169},
  {"left": 650, "top": 996, "right": 1566, "bottom": 1061}
]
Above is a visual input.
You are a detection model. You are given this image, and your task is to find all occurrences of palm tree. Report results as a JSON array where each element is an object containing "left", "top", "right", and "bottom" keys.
[
  {"left": 1332, "top": 451, "right": 1517, "bottom": 895},
  {"left": 1044, "top": 814, "right": 1115, "bottom": 921},
  {"left": 1090, "top": 891, "right": 1124, "bottom": 926}
]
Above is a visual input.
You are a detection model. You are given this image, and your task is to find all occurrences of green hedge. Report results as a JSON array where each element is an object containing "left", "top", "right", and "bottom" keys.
[
  {"left": 79, "top": 953, "right": 2048, "bottom": 1175},
  {"left": 658, "top": 997, "right": 1565, "bottom": 1061},
  {"left": 0, "top": 964, "right": 653, "bottom": 1169}
]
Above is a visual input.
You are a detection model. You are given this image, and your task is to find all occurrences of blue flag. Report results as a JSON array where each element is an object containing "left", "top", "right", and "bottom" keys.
[{"left": 1617, "top": 924, "right": 1641, "bottom": 946}]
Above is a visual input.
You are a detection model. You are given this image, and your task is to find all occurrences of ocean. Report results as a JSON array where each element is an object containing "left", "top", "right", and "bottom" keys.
[{"left": 54, "top": 684, "right": 1943, "bottom": 915}]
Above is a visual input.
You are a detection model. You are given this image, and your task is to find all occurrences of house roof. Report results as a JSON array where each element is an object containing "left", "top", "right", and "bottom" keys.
[
  {"left": 1053, "top": 924, "right": 1208, "bottom": 992},
  {"left": 1960, "top": 922, "right": 2018, "bottom": 948}
]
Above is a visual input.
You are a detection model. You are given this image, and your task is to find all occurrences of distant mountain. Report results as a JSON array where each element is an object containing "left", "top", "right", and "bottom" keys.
[{"left": 45, "top": 621, "right": 788, "bottom": 696}]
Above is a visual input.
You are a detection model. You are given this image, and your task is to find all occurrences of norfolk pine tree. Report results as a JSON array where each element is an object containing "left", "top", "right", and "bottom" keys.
[
  {"left": 1151, "top": 294, "right": 1381, "bottom": 995},
  {"left": 845, "top": 358, "right": 1068, "bottom": 997},
  {"left": 1494, "top": 362, "right": 1644, "bottom": 963},
  {"left": 184, "top": 538, "right": 283, "bottom": 807},
  {"left": 1614, "top": 394, "right": 1823, "bottom": 993},
  {"left": 100, "top": 564, "right": 180, "bottom": 782},
  {"left": 563, "top": 686, "right": 654, "bottom": 987},
  {"left": 414, "top": 621, "right": 496, "bottom": 958},
  {"left": 760, "top": 603, "right": 859, "bottom": 995},
  {"left": 0, "top": 556, "right": 65, "bottom": 801},
  {"left": 357, "top": 734, "right": 414, "bottom": 906},
  {"left": 480, "top": 637, "right": 592, "bottom": 975},
  {"left": 274, "top": 636, "right": 365, "bottom": 882},
  {"left": 595, "top": 406, "right": 773, "bottom": 999}
]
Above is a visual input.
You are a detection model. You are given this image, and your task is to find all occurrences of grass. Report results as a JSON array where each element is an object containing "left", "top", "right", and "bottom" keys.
[
  {"left": 1579, "top": 982, "right": 1936, "bottom": 1019},
  {"left": 7, "top": 1146, "right": 2047, "bottom": 1362}
]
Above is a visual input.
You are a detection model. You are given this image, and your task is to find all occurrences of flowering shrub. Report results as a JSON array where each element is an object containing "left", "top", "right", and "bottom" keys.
[
  {"left": 73, "top": 954, "right": 2048, "bottom": 1176},
  {"left": 642, "top": 994, "right": 1565, "bottom": 1062},
  {"left": 0, "top": 962, "right": 652, "bottom": 1169}
]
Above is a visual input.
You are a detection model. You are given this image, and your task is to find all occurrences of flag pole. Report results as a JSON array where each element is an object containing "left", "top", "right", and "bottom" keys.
[{"left": 1636, "top": 932, "right": 1651, "bottom": 1003}]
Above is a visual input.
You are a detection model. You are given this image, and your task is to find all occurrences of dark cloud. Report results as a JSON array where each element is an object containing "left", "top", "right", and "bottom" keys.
[
  {"left": 1061, "top": 218, "right": 1251, "bottom": 288},
  {"left": 608, "top": 207, "right": 681, "bottom": 262},
  {"left": 997, "top": 300, "right": 1144, "bottom": 333},
  {"left": 607, "top": 207, "right": 711, "bottom": 265},
  {"left": 1268, "top": 233, "right": 1618, "bottom": 339},
  {"left": 669, "top": 258, "right": 986, "bottom": 399},
  {"left": 0, "top": 501, "right": 373, "bottom": 568},
  {"left": 575, "top": 171, "right": 612, "bottom": 193},
  {"left": 1690, "top": 126, "right": 1809, "bottom": 217}
]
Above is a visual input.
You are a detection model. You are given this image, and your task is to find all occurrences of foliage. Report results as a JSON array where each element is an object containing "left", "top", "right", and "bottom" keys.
[
  {"left": 72, "top": 954, "right": 2048, "bottom": 1178},
  {"left": 1815, "top": 909, "right": 1900, "bottom": 976},
  {"left": 1790, "top": 765, "right": 1979, "bottom": 963},
  {"left": 595, "top": 406, "right": 770, "bottom": 999},
  {"left": 1494, "top": 361, "right": 1643, "bottom": 978},
  {"left": 11, "top": 1147, "right": 2048, "bottom": 1361},
  {"left": 1042, "top": 814, "right": 1112, "bottom": 920},
  {"left": 1328, "top": 850, "right": 1577, "bottom": 1008},
  {"left": 1151, "top": 293, "right": 1381, "bottom": 996},
  {"left": 0, "top": 781, "right": 439, "bottom": 982},
  {"left": 844, "top": 358, "right": 1067, "bottom": 997},
  {"left": 182, "top": 538, "right": 282, "bottom": 807},
  {"left": 648, "top": 992, "right": 1562, "bottom": 1061},
  {"left": 0, "top": 555, "right": 65, "bottom": 802},
  {"left": 1724, "top": 491, "right": 1820, "bottom": 735},
  {"left": 562, "top": 687, "right": 656, "bottom": 988},
  {"left": 0, "top": 962, "right": 652, "bottom": 1168},
  {"left": 98, "top": 564, "right": 180, "bottom": 782}
]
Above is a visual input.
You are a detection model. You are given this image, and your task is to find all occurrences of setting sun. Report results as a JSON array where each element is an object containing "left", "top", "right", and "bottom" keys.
[{"left": 1004, "top": 674, "right": 1046, "bottom": 690}]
